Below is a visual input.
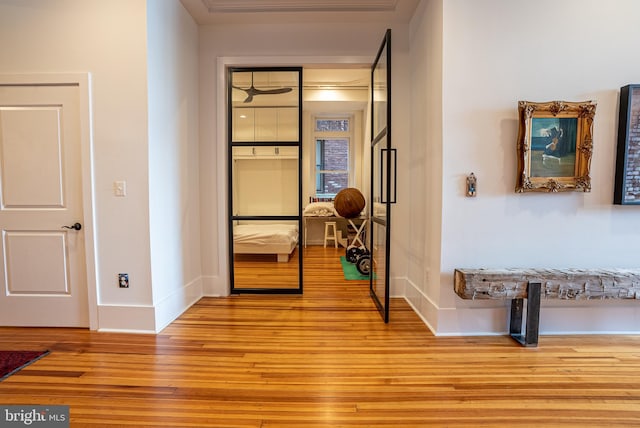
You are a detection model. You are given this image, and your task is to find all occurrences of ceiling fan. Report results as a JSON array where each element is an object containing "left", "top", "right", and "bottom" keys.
[{"left": 232, "top": 72, "right": 293, "bottom": 103}]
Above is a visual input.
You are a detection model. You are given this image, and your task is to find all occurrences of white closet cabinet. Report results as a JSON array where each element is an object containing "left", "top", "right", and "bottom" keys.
[
  {"left": 233, "top": 107, "right": 298, "bottom": 142},
  {"left": 232, "top": 146, "right": 298, "bottom": 159}
]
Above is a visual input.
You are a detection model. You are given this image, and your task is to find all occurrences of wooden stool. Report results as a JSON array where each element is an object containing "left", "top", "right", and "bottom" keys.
[{"left": 324, "top": 221, "right": 337, "bottom": 248}]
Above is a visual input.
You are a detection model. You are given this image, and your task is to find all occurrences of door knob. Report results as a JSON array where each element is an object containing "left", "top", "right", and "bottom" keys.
[{"left": 62, "top": 222, "right": 82, "bottom": 231}]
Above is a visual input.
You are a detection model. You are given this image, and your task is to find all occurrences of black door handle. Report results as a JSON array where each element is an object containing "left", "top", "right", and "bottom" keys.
[{"left": 62, "top": 222, "right": 82, "bottom": 231}]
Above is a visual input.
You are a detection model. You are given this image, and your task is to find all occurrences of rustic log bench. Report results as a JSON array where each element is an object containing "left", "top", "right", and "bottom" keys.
[{"left": 454, "top": 268, "right": 640, "bottom": 347}]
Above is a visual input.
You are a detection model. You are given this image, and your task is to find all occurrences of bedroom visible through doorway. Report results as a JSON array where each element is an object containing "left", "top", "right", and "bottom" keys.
[
  {"left": 302, "top": 68, "right": 369, "bottom": 250},
  {"left": 228, "top": 67, "right": 303, "bottom": 294},
  {"left": 227, "top": 65, "right": 370, "bottom": 294}
]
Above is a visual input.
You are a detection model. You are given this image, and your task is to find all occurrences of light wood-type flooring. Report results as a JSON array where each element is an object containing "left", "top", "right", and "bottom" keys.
[{"left": 0, "top": 246, "right": 639, "bottom": 427}]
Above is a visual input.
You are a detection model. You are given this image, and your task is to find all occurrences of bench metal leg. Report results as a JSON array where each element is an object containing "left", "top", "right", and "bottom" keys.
[{"left": 509, "top": 281, "right": 541, "bottom": 347}]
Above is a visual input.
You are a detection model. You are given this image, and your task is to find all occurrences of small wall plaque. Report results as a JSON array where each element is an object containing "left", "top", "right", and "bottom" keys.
[{"left": 466, "top": 173, "right": 477, "bottom": 197}]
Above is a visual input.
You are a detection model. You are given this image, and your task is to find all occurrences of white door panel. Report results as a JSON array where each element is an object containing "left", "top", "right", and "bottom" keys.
[
  {"left": 1, "top": 107, "right": 65, "bottom": 207},
  {"left": 0, "top": 84, "right": 88, "bottom": 327},
  {"left": 4, "top": 231, "right": 70, "bottom": 295}
]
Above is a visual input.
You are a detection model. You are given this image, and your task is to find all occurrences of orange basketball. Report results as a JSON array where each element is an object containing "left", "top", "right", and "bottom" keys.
[{"left": 334, "top": 188, "right": 365, "bottom": 218}]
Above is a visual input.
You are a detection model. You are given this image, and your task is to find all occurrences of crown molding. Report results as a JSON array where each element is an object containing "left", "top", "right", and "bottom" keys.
[{"left": 201, "top": 0, "right": 399, "bottom": 13}]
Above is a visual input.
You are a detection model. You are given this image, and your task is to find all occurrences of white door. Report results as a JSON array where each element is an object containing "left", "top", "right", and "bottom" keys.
[{"left": 0, "top": 84, "right": 88, "bottom": 327}]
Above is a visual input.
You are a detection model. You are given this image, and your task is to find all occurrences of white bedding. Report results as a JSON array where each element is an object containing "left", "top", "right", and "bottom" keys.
[
  {"left": 233, "top": 223, "right": 298, "bottom": 262},
  {"left": 234, "top": 224, "right": 298, "bottom": 245}
]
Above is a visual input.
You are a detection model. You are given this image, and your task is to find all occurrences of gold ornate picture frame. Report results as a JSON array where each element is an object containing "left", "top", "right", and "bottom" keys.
[{"left": 516, "top": 100, "right": 596, "bottom": 193}]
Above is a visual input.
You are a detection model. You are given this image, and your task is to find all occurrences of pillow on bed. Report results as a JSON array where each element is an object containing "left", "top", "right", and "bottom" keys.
[{"left": 303, "top": 202, "right": 337, "bottom": 216}]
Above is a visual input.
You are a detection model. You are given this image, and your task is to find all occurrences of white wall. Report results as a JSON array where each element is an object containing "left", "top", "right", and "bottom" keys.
[
  {"left": 198, "top": 22, "right": 414, "bottom": 296},
  {"left": 405, "top": 0, "right": 444, "bottom": 331},
  {"left": 0, "top": 0, "right": 203, "bottom": 333},
  {"left": 147, "top": 0, "right": 202, "bottom": 331},
  {"left": 11, "top": 0, "right": 633, "bottom": 337},
  {"left": 0, "top": 0, "right": 155, "bottom": 331},
  {"left": 408, "top": 0, "right": 640, "bottom": 335}
]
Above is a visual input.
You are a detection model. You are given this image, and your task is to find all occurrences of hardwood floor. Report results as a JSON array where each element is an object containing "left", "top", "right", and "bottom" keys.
[
  {"left": 1, "top": 246, "right": 639, "bottom": 427},
  {"left": 234, "top": 248, "right": 300, "bottom": 290}
]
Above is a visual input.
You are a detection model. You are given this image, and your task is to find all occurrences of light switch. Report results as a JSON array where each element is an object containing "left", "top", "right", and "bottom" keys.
[{"left": 114, "top": 180, "right": 127, "bottom": 197}]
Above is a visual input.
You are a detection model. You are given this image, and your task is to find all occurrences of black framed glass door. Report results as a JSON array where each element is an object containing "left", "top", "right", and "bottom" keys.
[
  {"left": 370, "top": 29, "right": 394, "bottom": 321},
  {"left": 228, "top": 67, "right": 303, "bottom": 294}
]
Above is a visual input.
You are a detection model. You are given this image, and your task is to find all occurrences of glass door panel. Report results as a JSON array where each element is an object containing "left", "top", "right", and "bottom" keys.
[
  {"left": 372, "top": 48, "right": 388, "bottom": 138},
  {"left": 232, "top": 220, "right": 300, "bottom": 290},
  {"left": 370, "top": 30, "right": 392, "bottom": 322},
  {"left": 232, "top": 146, "right": 299, "bottom": 217},
  {"left": 228, "top": 67, "right": 302, "bottom": 294},
  {"left": 231, "top": 71, "right": 300, "bottom": 142}
]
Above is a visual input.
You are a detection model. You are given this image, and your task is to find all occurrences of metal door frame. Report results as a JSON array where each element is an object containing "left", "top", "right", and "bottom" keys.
[{"left": 227, "top": 66, "right": 303, "bottom": 294}]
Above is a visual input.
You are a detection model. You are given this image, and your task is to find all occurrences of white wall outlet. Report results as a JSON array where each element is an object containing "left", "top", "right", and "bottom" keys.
[
  {"left": 114, "top": 180, "right": 127, "bottom": 197},
  {"left": 118, "top": 273, "right": 129, "bottom": 288}
]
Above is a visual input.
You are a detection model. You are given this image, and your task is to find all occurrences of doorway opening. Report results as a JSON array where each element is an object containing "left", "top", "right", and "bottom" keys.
[
  {"left": 226, "top": 65, "right": 371, "bottom": 293},
  {"left": 220, "top": 53, "right": 388, "bottom": 306},
  {"left": 302, "top": 67, "right": 369, "bottom": 251}
]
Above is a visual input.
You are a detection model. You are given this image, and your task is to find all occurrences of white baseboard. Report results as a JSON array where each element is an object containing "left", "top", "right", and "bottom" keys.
[
  {"left": 154, "top": 277, "right": 203, "bottom": 332},
  {"left": 97, "top": 304, "right": 156, "bottom": 333},
  {"left": 98, "top": 277, "right": 204, "bottom": 333},
  {"left": 202, "top": 274, "right": 229, "bottom": 296},
  {"left": 402, "top": 277, "right": 438, "bottom": 334}
]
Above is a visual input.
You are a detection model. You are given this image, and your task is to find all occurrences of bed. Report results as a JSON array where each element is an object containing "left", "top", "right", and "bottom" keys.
[{"left": 233, "top": 223, "right": 299, "bottom": 262}]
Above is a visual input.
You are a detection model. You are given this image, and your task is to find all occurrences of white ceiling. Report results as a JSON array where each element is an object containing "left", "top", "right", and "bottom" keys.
[{"left": 180, "top": 0, "right": 420, "bottom": 25}]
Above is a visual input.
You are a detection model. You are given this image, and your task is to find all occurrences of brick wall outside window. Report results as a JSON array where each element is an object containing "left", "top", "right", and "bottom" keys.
[{"left": 318, "top": 139, "right": 348, "bottom": 194}]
